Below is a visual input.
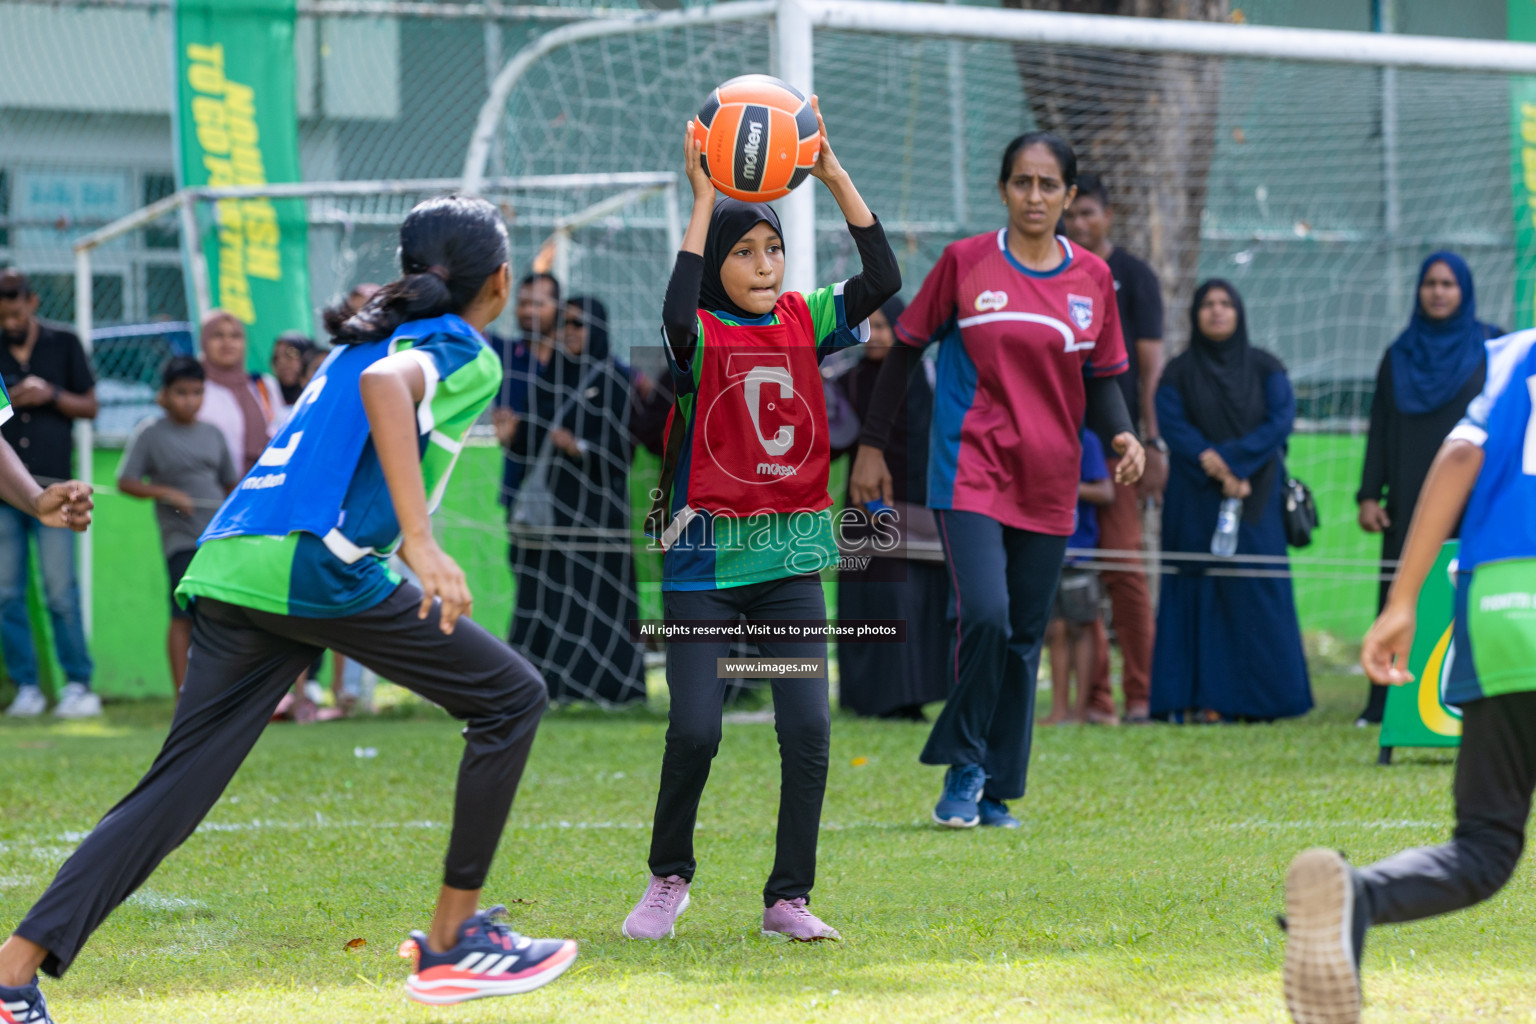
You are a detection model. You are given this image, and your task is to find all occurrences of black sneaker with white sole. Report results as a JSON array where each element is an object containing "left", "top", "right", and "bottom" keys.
[{"left": 1280, "top": 848, "right": 1369, "bottom": 1024}]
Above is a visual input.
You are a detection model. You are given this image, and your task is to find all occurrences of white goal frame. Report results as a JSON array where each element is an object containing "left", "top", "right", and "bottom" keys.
[
  {"left": 72, "top": 172, "right": 680, "bottom": 639},
  {"left": 463, "top": 0, "right": 1536, "bottom": 297}
]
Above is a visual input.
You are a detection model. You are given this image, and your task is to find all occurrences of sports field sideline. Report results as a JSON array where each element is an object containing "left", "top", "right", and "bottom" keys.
[{"left": 3, "top": 673, "right": 1531, "bottom": 1024}]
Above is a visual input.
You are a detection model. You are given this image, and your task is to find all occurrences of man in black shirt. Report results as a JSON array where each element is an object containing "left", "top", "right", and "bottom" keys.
[
  {"left": 1063, "top": 175, "right": 1164, "bottom": 723},
  {"left": 492, "top": 271, "right": 561, "bottom": 507},
  {"left": 0, "top": 270, "right": 100, "bottom": 719}
]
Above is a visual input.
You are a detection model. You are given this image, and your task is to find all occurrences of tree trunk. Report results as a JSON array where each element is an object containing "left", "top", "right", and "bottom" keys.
[{"left": 1002, "top": 0, "right": 1228, "bottom": 352}]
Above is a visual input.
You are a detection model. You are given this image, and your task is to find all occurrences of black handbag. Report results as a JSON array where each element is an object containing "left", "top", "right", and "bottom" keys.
[{"left": 1282, "top": 474, "right": 1319, "bottom": 549}]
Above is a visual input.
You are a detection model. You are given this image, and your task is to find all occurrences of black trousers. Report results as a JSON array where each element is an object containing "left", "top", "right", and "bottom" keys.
[
  {"left": 650, "top": 574, "right": 830, "bottom": 906},
  {"left": 1359, "top": 690, "right": 1536, "bottom": 925},
  {"left": 15, "top": 585, "right": 547, "bottom": 977},
  {"left": 919, "top": 510, "right": 1066, "bottom": 801}
]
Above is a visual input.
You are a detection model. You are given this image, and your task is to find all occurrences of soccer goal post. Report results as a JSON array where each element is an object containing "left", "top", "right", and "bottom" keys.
[
  {"left": 464, "top": 0, "right": 1536, "bottom": 643},
  {"left": 72, "top": 171, "right": 680, "bottom": 641}
]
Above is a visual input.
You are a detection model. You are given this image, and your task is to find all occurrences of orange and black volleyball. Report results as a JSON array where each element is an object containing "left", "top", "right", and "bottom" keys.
[{"left": 693, "top": 74, "right": 820, "bottom": 202}]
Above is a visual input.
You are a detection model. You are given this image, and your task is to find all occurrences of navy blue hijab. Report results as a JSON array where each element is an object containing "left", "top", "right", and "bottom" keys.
[{"left": 1389, "top": 252, "right": 1492, "bottom": 415}]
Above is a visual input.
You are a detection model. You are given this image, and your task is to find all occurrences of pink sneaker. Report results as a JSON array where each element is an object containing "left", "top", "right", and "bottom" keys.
[
  {"left": 761, "top": 898, "right": 840, "bottom": 941},
  {"left": 621, "top": 874, "right": 690, "bottom": 940}
]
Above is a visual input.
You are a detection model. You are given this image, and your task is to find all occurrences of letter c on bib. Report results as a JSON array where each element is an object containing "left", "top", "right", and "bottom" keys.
[{"left": 743, "top": 364, "right": 795, "bottom": 457}]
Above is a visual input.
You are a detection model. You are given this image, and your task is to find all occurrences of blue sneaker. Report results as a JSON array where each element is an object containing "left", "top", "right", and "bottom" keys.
[
  {"left": 932, "top": 764, "right": 986, "bottom": 827},
  {"left": 979, "top": 797, "right": 1021, "bottom": 829},
  {"left": 399, "top": 905, "right": 578, "bottom": 1005},
  {"left": 0, "top": 979, "right": 52, "bottom": 1024}
]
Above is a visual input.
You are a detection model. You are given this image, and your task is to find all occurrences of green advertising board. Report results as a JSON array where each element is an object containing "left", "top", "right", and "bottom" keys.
[
  {"left": 1379, "top": 542, "right": 1462, "bottom": 762},
  {"left": 174, "top": 0, "right": 310, "bottom": 368}
]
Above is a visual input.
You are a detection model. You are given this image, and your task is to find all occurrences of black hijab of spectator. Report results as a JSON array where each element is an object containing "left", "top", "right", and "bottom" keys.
[
  {"left": 1164, "top": 280, "right": 1285, "bottom": 517},
  {"left": 565, "top": 296, "right": 611, "bottom": 364},
  {"left": 877, "top": 294, "right": 907, "bottom": 337},
  {"left": 699, "top": 197, "right": 783, "bottom": 320},
  {"left": 544, "top": 296, "right": 622, "bottom": 447},
  {"left": 1165, "top": 279, "right": 1282, "bottom": 444}
]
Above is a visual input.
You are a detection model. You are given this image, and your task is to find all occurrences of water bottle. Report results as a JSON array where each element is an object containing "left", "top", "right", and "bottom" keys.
[{"left": 1211, "top": 497, "right": 1241, "bottom": 558}]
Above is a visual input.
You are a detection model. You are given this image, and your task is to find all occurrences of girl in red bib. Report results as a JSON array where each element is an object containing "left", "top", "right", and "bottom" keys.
[{"left": 623, "top": 100, "right": 899, "bottom": 943}]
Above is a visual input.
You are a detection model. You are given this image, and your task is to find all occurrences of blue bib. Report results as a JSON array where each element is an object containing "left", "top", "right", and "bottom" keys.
[
  {"left": 201, "top": 314, "right": 482, "bottom": 545},
  {"left": 1460, "top": 329, "right": 1536, "bottom": 571}
]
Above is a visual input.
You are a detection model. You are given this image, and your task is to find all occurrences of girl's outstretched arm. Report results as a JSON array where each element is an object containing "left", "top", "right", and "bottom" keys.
[
  {"left": 808, "top": 96, "right": 873, "bottom": 229},
  {"left": 1360, "top": 438, "right": 1482, "bottom": 686},
  {"left": 360, "top": 352, "right": 473, "bottom": 634},
  {"left": 807, "top": 96, "right": 901, "bottom": 326},
  {"left": 659, "top": 124, "right": 717, "bottom": 370},
  {"left": 0, "top": 437, "right": 90, "bottom": 530}
]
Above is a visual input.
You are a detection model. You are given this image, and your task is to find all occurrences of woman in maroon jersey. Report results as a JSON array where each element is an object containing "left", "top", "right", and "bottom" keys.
[{"left": 851, "top": 131, "right": 1143, "bottom": 830}]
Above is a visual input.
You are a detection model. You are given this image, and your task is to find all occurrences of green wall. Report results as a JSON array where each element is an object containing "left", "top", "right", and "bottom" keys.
[{"left": 85, "top": 436, "right": 1373, "bottom": 699}]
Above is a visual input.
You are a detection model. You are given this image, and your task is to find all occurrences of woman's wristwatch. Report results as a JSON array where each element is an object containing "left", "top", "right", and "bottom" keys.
[{"left": 1146, "top": 437, "right": 1169, "bottom": 455}]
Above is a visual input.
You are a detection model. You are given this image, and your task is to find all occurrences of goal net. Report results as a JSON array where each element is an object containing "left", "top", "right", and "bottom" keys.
[
  {"left": 478, "top": 7, "right": 1524, "bottom": 651},
  {"left": 79, "top": 174, "right": 677, "bottom": 704}
]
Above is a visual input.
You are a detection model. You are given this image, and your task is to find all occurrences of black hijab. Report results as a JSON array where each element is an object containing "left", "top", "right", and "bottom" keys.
[
  {"left": 877, "top": 294, "right": 907, "bottom": 337},
  {"left": 564, "top": 296, "right": 611, "bottom": 364},
  {"left": 1166, "top": 280, "right": 1282, "bottom": 440},
  {"left": 1164, "top": 279, "right": 1285, "bottom": 517},
  {"left": 700, "top": 197, "right": 783, "bottom": 320}
]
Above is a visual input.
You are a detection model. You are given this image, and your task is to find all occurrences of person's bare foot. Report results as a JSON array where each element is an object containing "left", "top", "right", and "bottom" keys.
[
  {"left": 1085, "top": 710, "right": 1120, "bottom": 726},
  {"left": 1042, "top": 711, "right": 1070, "bottom": 725}
]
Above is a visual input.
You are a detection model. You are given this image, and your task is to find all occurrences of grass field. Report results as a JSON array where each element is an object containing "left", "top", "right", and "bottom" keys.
[{"left": 3, "top": 674, "right": 1534, "bottom": 1023}]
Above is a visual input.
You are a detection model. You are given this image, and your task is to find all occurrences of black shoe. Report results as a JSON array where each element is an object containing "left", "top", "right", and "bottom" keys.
[{"left": 1281, "top": 849, "right": 1368, "bottom": 1023}]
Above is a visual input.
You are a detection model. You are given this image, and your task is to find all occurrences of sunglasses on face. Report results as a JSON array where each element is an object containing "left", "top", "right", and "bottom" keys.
[
  {"left": 565, "top": 319, "right": 586, "bottom": 330},
  {"left": 0, "top": 289, "right": 26, "bottom": 301}
]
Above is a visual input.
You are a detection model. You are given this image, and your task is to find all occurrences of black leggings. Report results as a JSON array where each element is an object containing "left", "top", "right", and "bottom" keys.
[
  {"left": 15, "top": 585, "right": 547, "bottom": 977},
  {"left": 1359, "top": 690, "right": 1536, "bottom": 925},
  {"left": 649, "top": 573, "right": 831, "bottom": 906}
]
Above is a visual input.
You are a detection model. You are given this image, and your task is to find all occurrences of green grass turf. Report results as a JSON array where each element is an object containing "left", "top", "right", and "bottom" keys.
[{"left": 3, "top": 674, "right": 1534, "bottom": 1023}]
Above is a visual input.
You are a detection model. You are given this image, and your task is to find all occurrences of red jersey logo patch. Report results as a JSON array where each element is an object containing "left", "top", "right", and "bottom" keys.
[{"left": 1067, "top": 293, "right": 1094, "bottom": 331}]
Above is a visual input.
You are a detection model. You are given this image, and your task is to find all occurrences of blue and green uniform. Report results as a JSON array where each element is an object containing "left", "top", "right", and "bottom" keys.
[
  {"left": 661, "top": 282, "right": 866, "bottom": 591},
  {"left": 178, "top": 314, "right": 500, "bottom": 617},
  {"left": 1444, "top": 326, "right": 1536, "bottom": 703}
]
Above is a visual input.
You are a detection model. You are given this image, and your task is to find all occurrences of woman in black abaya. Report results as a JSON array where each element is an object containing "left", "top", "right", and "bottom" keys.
[{"left": 508, "top": 297, "right": 646, "bottom": 705}]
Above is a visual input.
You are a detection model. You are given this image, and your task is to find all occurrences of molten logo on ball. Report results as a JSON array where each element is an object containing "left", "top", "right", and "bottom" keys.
[
  {"left": 695, "top": 74, "right": 820, "bottom": 202},
  {"left": 742, "top": 119, "right": 764, "bottom": 184}
]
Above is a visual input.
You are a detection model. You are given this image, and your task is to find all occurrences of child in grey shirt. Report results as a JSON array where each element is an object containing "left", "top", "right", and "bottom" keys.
[{"left": 118, "top": 356, "right": 238, "bottom": 694}]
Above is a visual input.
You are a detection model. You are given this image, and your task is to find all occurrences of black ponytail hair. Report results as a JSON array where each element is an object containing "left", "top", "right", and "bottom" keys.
[
  {"left": 325, "top": 194, "right": 509, "bottom": 344},
  {"left": 998, "top": 131, "right": 1078, "bottom": 189}
]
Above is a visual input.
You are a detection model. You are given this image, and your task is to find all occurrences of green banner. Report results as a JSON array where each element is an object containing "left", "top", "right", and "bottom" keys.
[
  {"left": 1513, "top": 1, "right": 1536, "bottom": 330},
  {"left": 175, "top": 0, "right": 309, "bottom": 369},
  {"left": 1380, "top": 542, "right": 1463, "bottom": 752}
]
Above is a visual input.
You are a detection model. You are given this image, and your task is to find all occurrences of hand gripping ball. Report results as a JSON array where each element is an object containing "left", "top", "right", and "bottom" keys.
[{"left": 693, "top": 74, "right": 820, "bottom": 202}]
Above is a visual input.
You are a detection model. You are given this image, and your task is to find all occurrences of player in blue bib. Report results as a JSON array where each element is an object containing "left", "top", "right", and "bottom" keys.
[
  {"left": 1277, "top": 326, "right": 1536, "bottom": 1024},
  {"left": 0, "top": 197, "right": 576, "bottom": 1023}
]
